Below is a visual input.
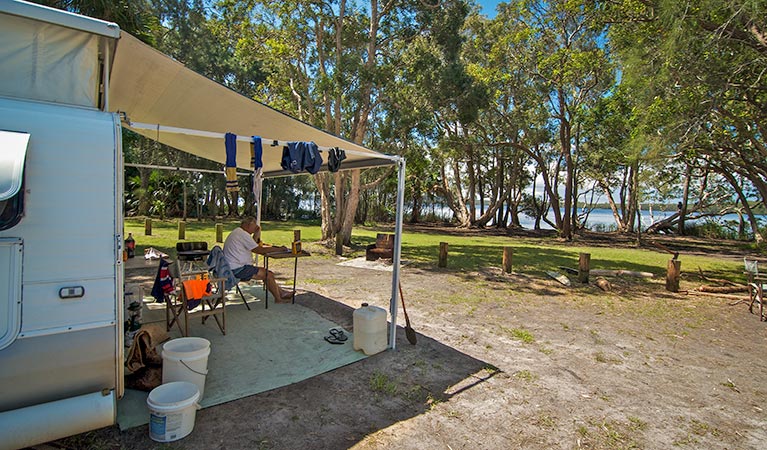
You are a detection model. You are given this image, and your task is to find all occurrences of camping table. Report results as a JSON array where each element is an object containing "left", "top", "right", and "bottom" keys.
[{"left": 263, "top": 250, "right": 311, "bottom": 304}]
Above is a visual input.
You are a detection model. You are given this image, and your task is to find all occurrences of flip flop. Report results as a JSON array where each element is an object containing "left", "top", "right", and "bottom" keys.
[
  {"left": 329, "top": 328, "right": 348, "bottom": 342},
  {"left": 324, "top": 335, "right": 345, "bottom": 345}
]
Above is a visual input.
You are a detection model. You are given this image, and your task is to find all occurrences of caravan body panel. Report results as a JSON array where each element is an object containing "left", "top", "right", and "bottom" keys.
[{"left": 0, "top": 97, "right": 122, "bottom": 446}]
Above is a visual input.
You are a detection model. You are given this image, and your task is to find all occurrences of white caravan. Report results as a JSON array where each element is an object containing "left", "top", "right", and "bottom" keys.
[{"left": 0, "top": 2, "right": 124, "bottom": 449}]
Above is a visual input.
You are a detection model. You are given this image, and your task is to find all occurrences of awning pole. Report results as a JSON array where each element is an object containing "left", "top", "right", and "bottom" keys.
[{"left": 389, "top": 156, "right": 406, "bottom": 350}]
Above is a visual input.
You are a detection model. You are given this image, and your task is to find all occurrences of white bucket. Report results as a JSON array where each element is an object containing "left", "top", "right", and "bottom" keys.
[
  {"left": 147, "top": 381, "right": 200, "bottom": 442},
  {"left": 162, "top": 337, "right": 211, "bottom": 400}
]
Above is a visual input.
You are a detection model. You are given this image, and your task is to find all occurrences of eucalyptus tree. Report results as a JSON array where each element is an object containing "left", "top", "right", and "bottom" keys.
[
  {"left": 609, "top": 0, "right": 767, "bottom": 242},
  {"left": 516, "top": 0, "right": 614, "bottom": 239}
]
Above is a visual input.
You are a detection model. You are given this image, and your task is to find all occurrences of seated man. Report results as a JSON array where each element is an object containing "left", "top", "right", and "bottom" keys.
[{"left": 223, "top": 217, "right": 293, "bottom": 302}]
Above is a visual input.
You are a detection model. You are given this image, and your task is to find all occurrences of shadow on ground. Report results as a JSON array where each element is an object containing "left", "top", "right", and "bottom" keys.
[{"left": 55, "top": 292, "right": 496, "bottom": 450}]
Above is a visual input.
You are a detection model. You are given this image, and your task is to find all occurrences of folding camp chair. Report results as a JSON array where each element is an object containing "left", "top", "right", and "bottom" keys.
[
  {"left": 745, "top": 258, "right": 766, "bottom": 321},
  {"left": 206, "top": 245, "right": 251, "bottom": 310},
  {"left": 176, "top": 241, "right": 210, "bottom": 274},
  {"left": 164, "top": 261, "right": 227, "bottom": 336}
]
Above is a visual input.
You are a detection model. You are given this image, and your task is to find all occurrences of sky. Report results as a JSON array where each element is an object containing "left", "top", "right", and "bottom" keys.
[{"left": 476, "top": 0, "right": 501, "bottom": 18}]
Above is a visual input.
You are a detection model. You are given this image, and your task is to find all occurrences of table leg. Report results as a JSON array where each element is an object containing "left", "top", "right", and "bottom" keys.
[
  {"left": 292, "top": 256, "right": 298, "bottom": 304},
  {"left": 264, "top": 256, "right": 269, "bottom": 309}
]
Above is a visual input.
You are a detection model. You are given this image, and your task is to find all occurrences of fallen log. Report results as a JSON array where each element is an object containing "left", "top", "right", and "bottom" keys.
[
  {"left": 591, "top": 269, "right": 655, "bottom": 278},
  {"left": 697, "top": 267, "right": 745, "bottom": 287},
  {"left": 691, "top": 291, "right": 751, "bottom": 302},
  {"left": 698, "top": 285, "right": 748, "bottom": 294}
]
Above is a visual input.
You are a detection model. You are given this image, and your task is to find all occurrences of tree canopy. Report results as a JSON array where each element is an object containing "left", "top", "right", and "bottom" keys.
[{"left": 37, "top": 0, "right": 767, "bottom": 245}]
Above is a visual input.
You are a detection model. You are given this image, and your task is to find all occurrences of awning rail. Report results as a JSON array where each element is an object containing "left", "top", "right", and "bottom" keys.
[{"left": 124, "top": 120, "right": 401, "bottom": 163}]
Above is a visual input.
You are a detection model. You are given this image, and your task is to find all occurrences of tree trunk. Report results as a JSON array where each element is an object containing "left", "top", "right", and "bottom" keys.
[
  {"left": 677, "top": 162, "right": 692, "bottom": 235},
  {"left": 315, "top": 173, "right": 332, "bottom": 240},
  {"left": 558, "top": 91, "right": 573, "bottom": 240}
]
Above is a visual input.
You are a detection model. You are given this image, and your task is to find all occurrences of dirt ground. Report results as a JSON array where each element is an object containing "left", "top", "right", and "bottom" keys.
[{"left": 52, "top": 232, "right": 767, "bottom": 450}]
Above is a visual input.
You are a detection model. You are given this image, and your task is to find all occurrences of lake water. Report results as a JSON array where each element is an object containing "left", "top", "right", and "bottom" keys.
[{"left": 428, "top": 207, "right": 765, "bottom": 232}]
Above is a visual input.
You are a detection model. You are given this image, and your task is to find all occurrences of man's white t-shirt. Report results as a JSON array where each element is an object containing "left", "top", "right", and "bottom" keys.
[{"left": 223, "top": 227, "right": 258, "bottom": 270}]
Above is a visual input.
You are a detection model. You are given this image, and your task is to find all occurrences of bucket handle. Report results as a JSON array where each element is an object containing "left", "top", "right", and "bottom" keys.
[{"left": 180, "top": 359, "right": 209, "bottom": 377}]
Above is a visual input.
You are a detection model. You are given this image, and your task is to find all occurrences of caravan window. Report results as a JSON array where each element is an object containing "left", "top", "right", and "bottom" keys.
[{"left": 0, "top": 130, "right": 29, "bottom": 230}]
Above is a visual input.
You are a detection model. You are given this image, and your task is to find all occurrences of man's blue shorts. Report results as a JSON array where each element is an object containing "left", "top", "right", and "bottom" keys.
[{"left": 233, "top": 265, "right": 259, "bottom": 281}]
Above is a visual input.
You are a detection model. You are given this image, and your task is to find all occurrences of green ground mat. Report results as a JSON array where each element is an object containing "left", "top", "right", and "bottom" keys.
[{"left": 118, "top": 300, "right": 365, "bottom": 430}]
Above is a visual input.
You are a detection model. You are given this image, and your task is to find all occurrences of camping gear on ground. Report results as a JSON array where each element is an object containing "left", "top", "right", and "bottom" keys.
[
  {"left": 398, "top": 282, "right": 417, "bottom": 345},
  {"left": 324, "top": 328, "right": 348, "bottom": 344},
  {"left": 147, "top": 381, "right": 200, "bottom": 442},
  {"left": 125, "top": 233, "right": 136, "bottom": 258},
  {"left": 162, "top": 337, "right": 211, "bottom": 400},
  {"left": 353, "top": 303, "right": 388, "bottom": 356},
  {"left": 126, "top": 324, "right": 168, "bottom": 392}
]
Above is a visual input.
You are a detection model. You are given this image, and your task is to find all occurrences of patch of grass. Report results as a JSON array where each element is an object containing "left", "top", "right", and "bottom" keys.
[
  {"left": 534, "top": 413, "right": 557, "bottom": 429},
  {"left": 501, "top": 326, "right": 535, "bottom": 344},
  {"left": 302, "top": 277, "right": 343, "bottom": 285},
  {"left": 369, "top": 371, "right": 397, "bottom": 396},
  {"left": 672, "top": 435, "right": 699, "bottom": 446},
  {"left": 539, "top": 346, "right": 554, "bottom": 355},
  {"left": 426, "top": 393, "right": 443, "bottom": 410},
  {"left": 578, "top": 417, "right": 645, "bottom": 449},
  {"left": 595, "top": 351, "right": 623, "bottom": 364},
  {"left": 402, "top": 384, "right": 426, "bottom": 403},
  {"left": 513, "top": 369, "right": 537, "bottom": 382},
  {"left": 690, "top": 419, "right": 722, "bottom": 437},
  {"left": 628, "top": 416, "right": 647, "bottom": 431}
]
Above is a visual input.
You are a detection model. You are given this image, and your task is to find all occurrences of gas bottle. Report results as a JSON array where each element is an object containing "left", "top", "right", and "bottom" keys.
[
  {"left": 125, "top": 233, "right": 136, "bottom": 258},
  {"left": 353, "top": 303, "right": 387, "bottom": 356}
]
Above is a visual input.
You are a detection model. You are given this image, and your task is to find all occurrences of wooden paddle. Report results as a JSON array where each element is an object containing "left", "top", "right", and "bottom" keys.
[{"left": 398, "top": 282, "right": 417, "bottom": 345}]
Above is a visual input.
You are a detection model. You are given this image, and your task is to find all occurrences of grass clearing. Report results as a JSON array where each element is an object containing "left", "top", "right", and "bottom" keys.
[{"left": 124, "top": 218, "right": 748, "bottom": 283}]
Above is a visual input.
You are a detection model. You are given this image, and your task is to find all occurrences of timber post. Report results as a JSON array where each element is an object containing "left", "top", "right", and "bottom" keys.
[
  {"left": 335, "top": 236, "right": 343, "bottom": 255},
  {"left": 215, "top": 223, "right": 223, "bottom": 242},
  {"left": 438, "top": 242, "right": 448, "bottom": 268},
  {"left": 578, "top": 253, "right": 591, "bottom": 284},
  {"left": 144, "top": 218, "right": 152, "bottom": 236},
  {"left": 666, "top": 259, "right": 681, "bottom": 292},
  {"left": 178, "top": 220, "right": 186, "bottom": 240},
  {"left": 502, "top": 247, "right": 513, "bottom": 273}
]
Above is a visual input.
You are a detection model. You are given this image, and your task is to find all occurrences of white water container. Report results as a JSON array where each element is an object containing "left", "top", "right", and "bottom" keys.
[
  {"left": 162, "top": 337, "right": 210, "bottom": 400},
  {"left": 353, "top": 303, "right": 388, "bottom": 356},
  {"left": 147, "top": 381, "right": 200, "bottom": 442}
]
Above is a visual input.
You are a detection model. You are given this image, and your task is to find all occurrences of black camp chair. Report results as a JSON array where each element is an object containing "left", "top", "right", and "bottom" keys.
[{"left": 176, "top": 241, "right": 210, "bottom": 274}]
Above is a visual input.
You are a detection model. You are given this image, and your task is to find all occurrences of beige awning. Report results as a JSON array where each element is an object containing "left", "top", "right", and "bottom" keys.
[{"left": 108, "top": 33, "right": 395, "bottom": 177}]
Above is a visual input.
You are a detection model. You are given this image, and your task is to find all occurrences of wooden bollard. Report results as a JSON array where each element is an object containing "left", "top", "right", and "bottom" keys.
[
  {"left": 335, "top": 236, "right": 343, "bottom": 255},
  {"left": 578, "top": 253, "right": 591, "bottom": 284},
  {"left": 666, "top": 259, "right": 681, "bottom": 292},
  {"left": 144, "top": 218, "right": 152, "bottom": 236},
  {"left": 215, "top": 223, "right": 223, "bottom": 242},
  {"left": 438, "top": 242, "right": 449, "bottom": 268},
  {"left": 502, "top": 247, "right": 513, "bottom": 273},
  {"left": 178, "top": 220, "right": 186, "bottom": 240}
]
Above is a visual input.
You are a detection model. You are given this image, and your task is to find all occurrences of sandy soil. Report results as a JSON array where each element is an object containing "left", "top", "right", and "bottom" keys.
[{"left": 52, "top": 233, "right": 767, "bottom": 450}]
